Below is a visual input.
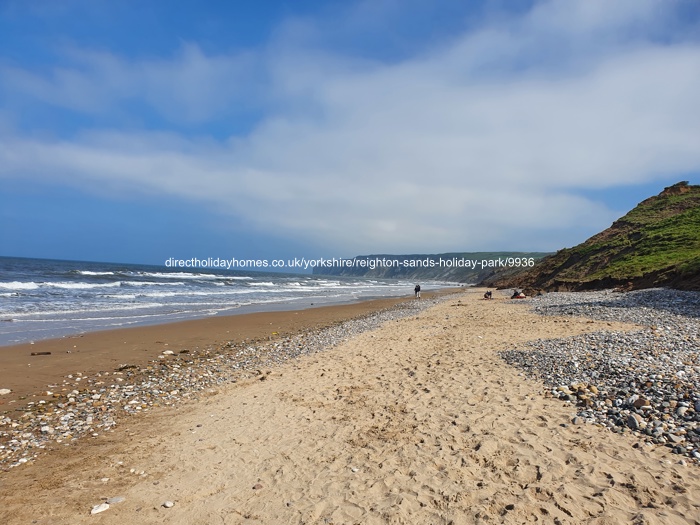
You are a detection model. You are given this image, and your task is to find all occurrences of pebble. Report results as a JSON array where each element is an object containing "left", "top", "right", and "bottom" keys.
[
  {"left": 0, "top": 297, "right": 449, "bottom": 469},
  {"left": 501, "top": 289, "right": 700, "bottom": 463},
  {"left": 163, "top": 500, "right": 174, "bottom": 508},
  {"left": 90, "top": 503, "right": 110, "bottom": 514},
  {"left": 0, "top": 389, "right": 12, "bottom": 395}
]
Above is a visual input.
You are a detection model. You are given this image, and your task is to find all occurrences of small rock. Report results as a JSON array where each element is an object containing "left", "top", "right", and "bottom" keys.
[
  {"left": 163, "top": 501, "right": 174, "bottom": 508},
  {"left": 0, "top": 389, "right": 11, "bottom": 395},
  {"left": 667, "top": 433, "right": 685, "bottom": 444},
  {"left": 633, "top": 397, "right": 650, "bottom": 409},
  {"left": 252, "top": 483, "right": 263, "bottom": 490},
  {"left": 626, "top": 414, "right": 641, "bottom": 430},
  {"left": 90, "top": 503, "right": 110, "bottom": 515}
]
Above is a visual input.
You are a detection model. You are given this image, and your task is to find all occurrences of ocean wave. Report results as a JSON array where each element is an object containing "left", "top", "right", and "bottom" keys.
[
  {"left": 76, "top": 270, "right": 116, "bottom": 276},
  {"left": 45, "top": 281, "right": 122, "bottom": 290},
  {"left": 135, "top": 289, "right": 249, "bottom": 299},
  {"left": 0, "top": 281, "right": 40, "bottom": 290},
  {"left": 2, "top": 302, "right": 167, "bottom": 319},
  {"left": 133, "top": 271, "right": 251, "bottom": 281},
  {"left": 125, "top": 281, "right": 184, "bottom": 287}
]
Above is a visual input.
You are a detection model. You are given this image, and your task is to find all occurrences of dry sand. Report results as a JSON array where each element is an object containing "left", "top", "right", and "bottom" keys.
[{"left": 1, "top": 289, "right": 699, "bottom": 524}]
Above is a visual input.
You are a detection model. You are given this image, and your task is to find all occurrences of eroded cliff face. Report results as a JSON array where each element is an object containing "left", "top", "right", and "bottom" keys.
[{"left": 482, "top": 182, "right": 700, "bottom": 293}]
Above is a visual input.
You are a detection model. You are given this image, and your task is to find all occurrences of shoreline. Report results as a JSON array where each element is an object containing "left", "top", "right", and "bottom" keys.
[
  {"left": 0, "top": 289, "right": 462, "bottom": 472},
  {"left": 0, "top": 288, "right": 457, "bottom": 409},
  {"left": 0, "top": 285, "right": 459, "bottom": 349}
]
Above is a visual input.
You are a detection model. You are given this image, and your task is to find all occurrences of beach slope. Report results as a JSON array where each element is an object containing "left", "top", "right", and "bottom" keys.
[{"left": 1, "top": 291, "right": 698, "bottom": 524}]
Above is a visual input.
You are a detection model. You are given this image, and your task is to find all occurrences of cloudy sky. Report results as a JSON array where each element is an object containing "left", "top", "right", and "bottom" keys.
[{"left": 1, "top": 0, "right": 699, "bottom": 265}]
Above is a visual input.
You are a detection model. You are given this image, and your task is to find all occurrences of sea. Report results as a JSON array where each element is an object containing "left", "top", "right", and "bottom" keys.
[{"left": 0, "top": 256, "right": 451, "bottom": 346}]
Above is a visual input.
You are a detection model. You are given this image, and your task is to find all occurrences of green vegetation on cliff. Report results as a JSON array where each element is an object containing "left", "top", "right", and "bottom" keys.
[{"left": 483, "top": 182, "right": 700, "bottom": 291}]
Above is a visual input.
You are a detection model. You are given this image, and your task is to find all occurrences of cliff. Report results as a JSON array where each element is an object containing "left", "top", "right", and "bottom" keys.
[{"left": 482, "top": 182, "right": 700, "bottom": 292}]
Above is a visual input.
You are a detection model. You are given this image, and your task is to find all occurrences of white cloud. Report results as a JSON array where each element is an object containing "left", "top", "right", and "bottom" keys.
[
  {"left": 1, "top": 44, "right": 262, "bottom": 123},
  {"left": 1, "top": 0, "right": 699, "bottom": 255}
]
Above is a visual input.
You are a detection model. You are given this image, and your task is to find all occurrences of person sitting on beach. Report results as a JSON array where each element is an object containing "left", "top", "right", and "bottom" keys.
[
  {"left": 483, "top": 291, "right": 492, "bottom": 300},
  {"left": 414, "top": 284, "right": 421, "bottom": 299}
]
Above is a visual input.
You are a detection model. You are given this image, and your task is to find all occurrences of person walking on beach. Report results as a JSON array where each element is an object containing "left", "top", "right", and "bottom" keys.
[{"left": 414, "top": 284, "right": 421, "bottom": 299}]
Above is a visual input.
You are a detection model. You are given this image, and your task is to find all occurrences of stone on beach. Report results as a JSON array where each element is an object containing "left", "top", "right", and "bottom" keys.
[
  {"left": 501, "top": 288, "right": 700, "bottom": 461},
  {"left": 90, "top": 503, "right": 109, "bottom": 514}
]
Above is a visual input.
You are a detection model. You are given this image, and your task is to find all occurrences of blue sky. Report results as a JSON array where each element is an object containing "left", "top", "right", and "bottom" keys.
[{"left": 1, "top": 0, "right": 699, "bottom": 265}]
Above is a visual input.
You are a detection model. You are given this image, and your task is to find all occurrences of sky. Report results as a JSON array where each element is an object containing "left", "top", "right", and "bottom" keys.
[{"left": 1, "top": 0, "right": 699, "bottom": 266}]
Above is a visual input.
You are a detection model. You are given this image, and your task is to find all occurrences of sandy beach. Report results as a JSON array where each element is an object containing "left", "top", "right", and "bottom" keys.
[
  {"left": 1, "top": 289, "right": 699, "bottom": 524},
  {"left": 0, "top": 294, "right": 447, "bottom": 407}
]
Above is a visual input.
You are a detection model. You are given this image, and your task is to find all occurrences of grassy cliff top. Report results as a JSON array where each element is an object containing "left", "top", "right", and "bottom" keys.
[{"left": 485, "top": 182, "right": 700, "bottom": 291}]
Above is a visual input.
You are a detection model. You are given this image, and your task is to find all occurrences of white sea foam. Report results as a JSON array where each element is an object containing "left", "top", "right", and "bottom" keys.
[
  {"left": 125, "top": 281, "right": 184, "bottom": 287},
  {"left": 0, "top": 281, "right": 40, "bottom": 290},
  {"left": 3, "top": 302, "right": 167, "bottom": 320},
  {"left": 135, "top": 271, "right": 251, "bottom": 280},
  {"left": 45, "top": 281, "right": 122, "bottom": 290}
]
